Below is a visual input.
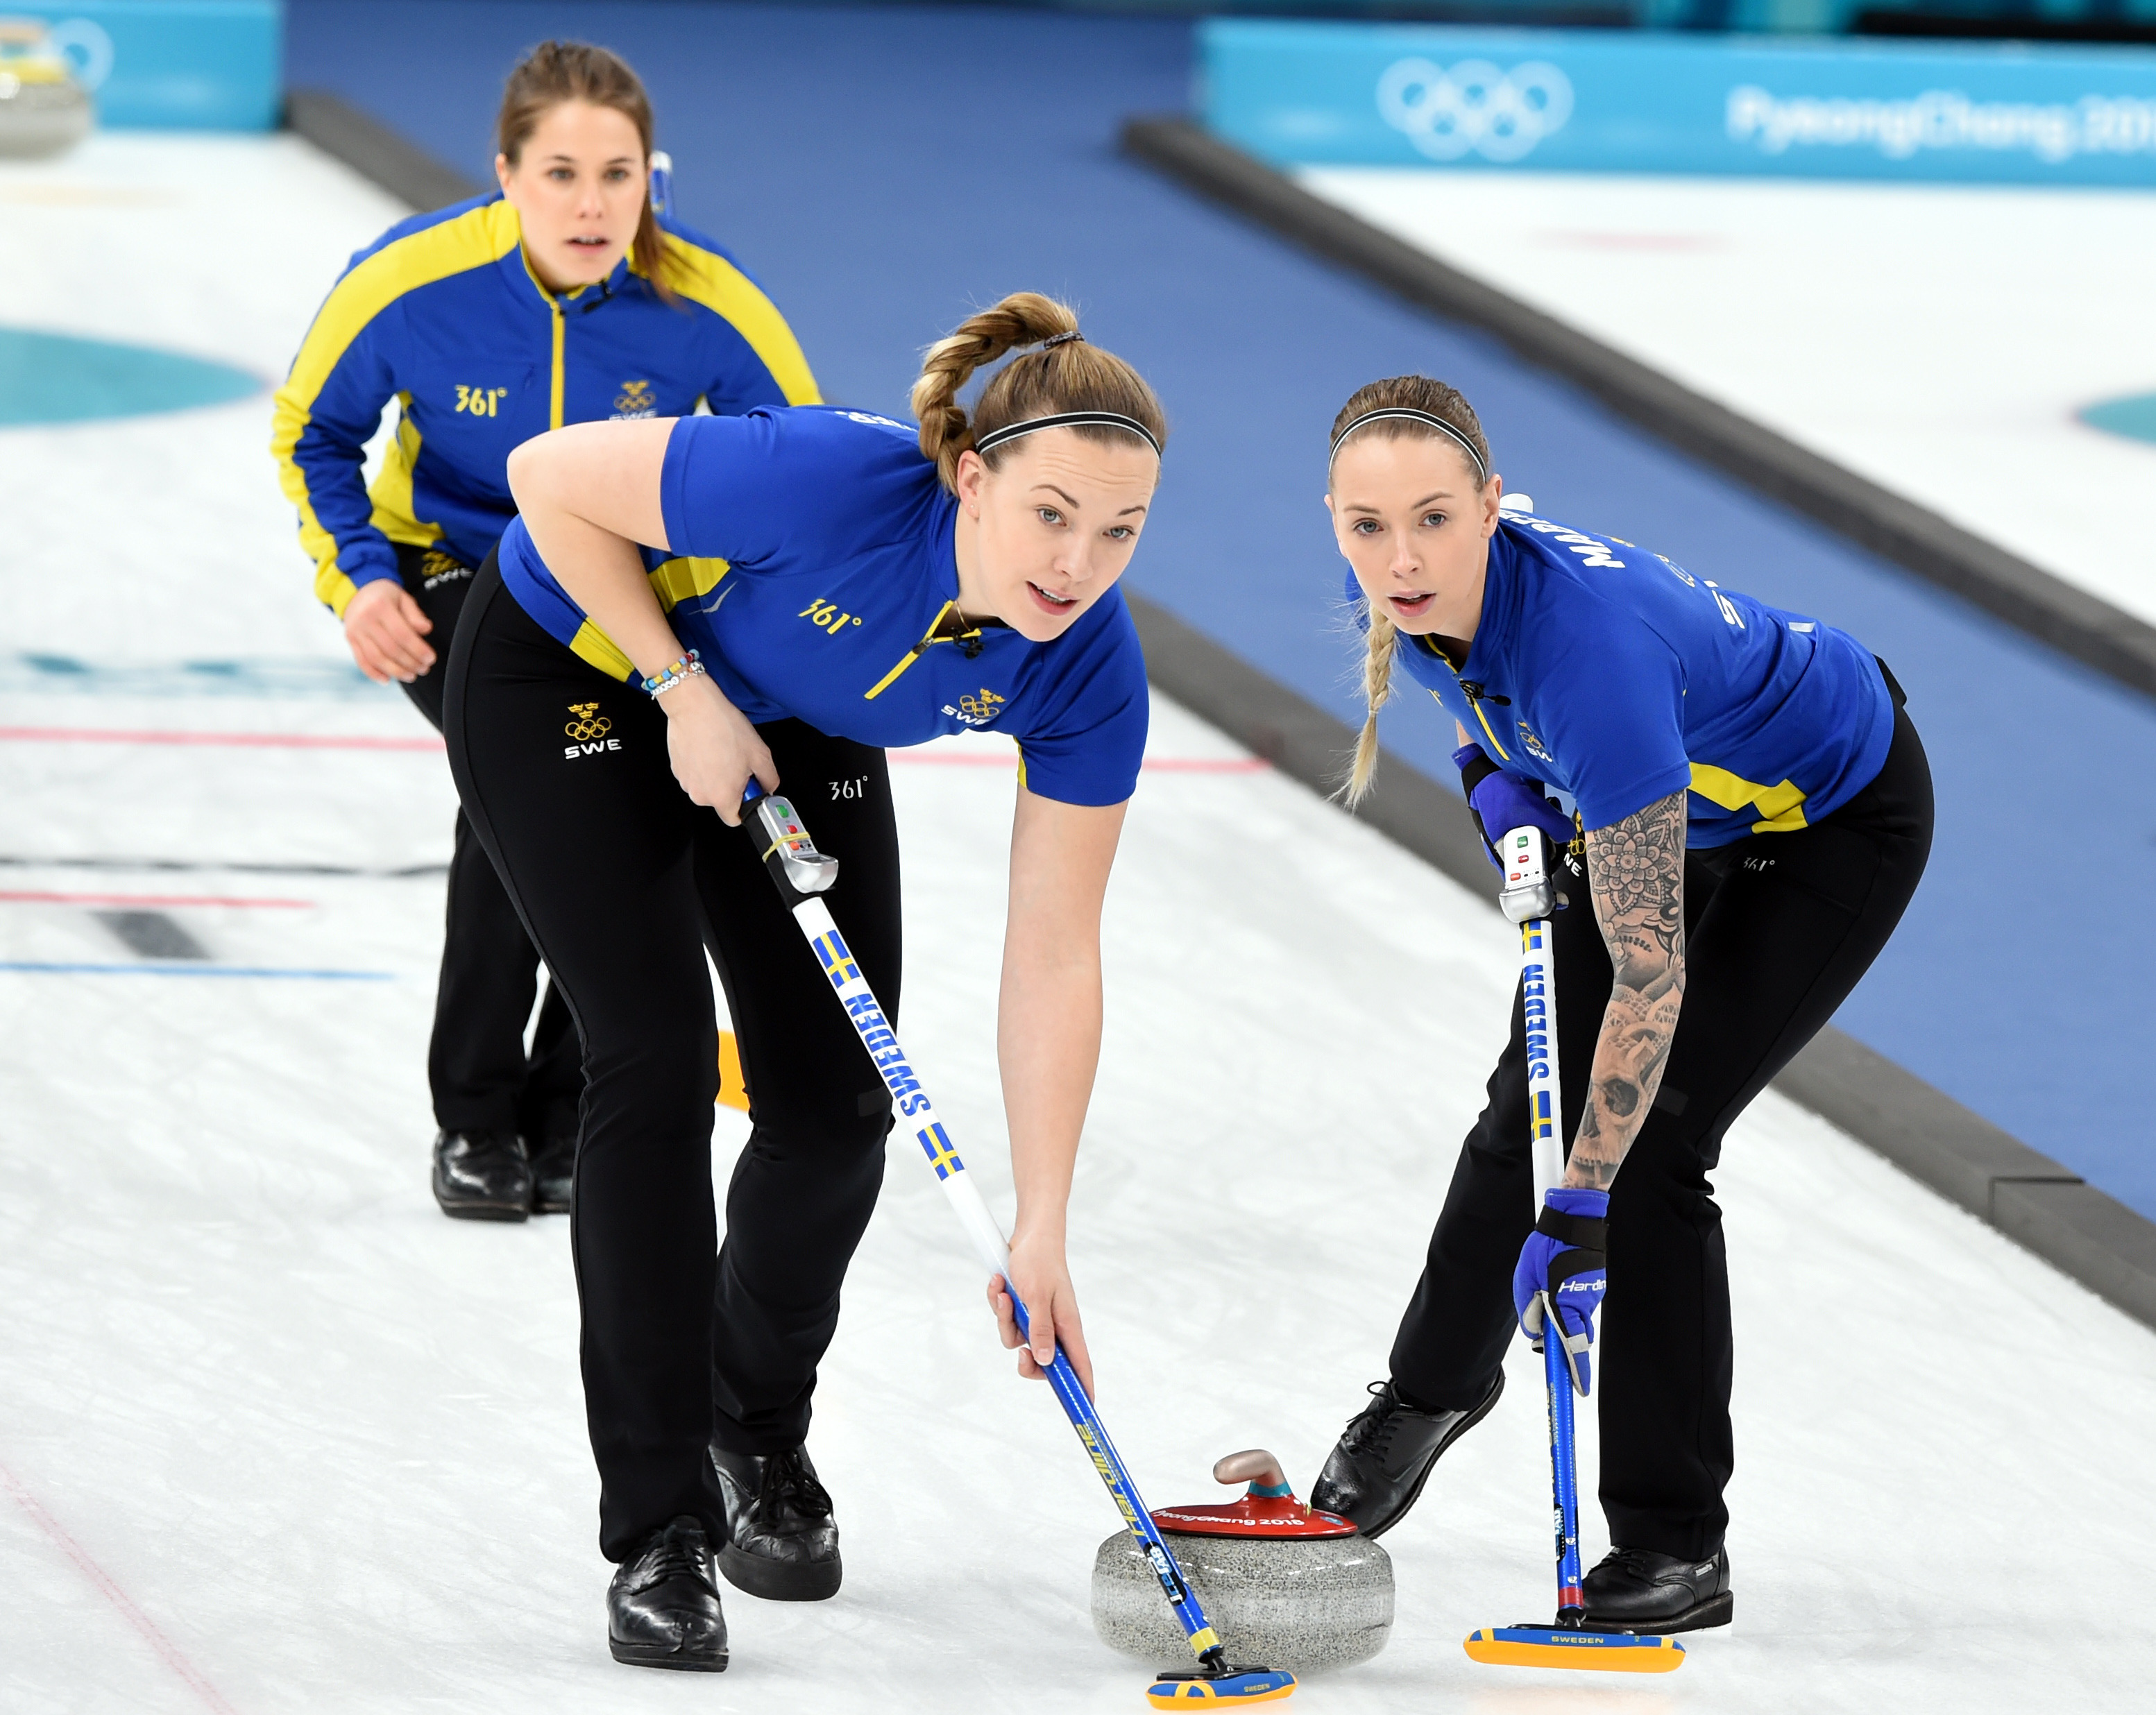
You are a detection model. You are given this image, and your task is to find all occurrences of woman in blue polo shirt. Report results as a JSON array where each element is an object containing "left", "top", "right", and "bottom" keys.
[
  {"left": 271, "top": 41, "right": 817, "bottom": 1221},
  {"left": 1303, "top": 375, "right": 1932, "bottom": 1636},
  {"left": 444, "top": 293, "right": 1164, "bottom": 1673}
]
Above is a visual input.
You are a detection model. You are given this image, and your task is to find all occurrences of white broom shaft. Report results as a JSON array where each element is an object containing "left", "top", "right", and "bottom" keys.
[
  {"left": 1506, "top": 828, "right": 1564, "bottom": 1206},
  {"left": 787, "top": 898, "right": 1013, "bottom": 1280}
]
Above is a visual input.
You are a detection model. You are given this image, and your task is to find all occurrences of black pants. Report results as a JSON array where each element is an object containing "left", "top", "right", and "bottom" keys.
[
  {"left": 393, "top": 545, "right": 581, "bottom": 1140},
  {"left": 444, "top": 555, "right": 903, "bottom": 1560},
  {"left": 1389, "top": 703, "right": 1934, "bottom": 1560}
]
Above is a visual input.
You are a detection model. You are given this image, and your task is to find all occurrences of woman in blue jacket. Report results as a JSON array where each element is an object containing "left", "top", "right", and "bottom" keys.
[
  {"left": 271, "top": 42, "right": 817, "bottom": 1220},
  {"left": 1305, "top": 375, "right": 1933, "bottom": 1635},
  {"left": 447, "top": 294, "right": 1163, "bottom": 1671}
]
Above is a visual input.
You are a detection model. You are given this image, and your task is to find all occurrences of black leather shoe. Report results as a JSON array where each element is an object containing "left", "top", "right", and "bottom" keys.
[
  {"left": 529, "top": 1134, "right": 575, "bottom": 1215},
  {"left": 709, "top": 1443, "right": 842, "bottom": 1601},
  {"left": 1308, "top": 1370, "right": 1505, "bottom": 1538},
  {"left": 430, "top": 1129, "right": 532, "bottom": 1221},
  {"left": 607, "top": 1515, "right": 727, "bottom": 1671},
  {"left": 1583, "top": 1546, "right": 1733, "bottom": 1633}
]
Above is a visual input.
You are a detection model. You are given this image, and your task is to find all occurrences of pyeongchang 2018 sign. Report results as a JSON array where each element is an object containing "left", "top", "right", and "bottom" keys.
[{"left": 1201, "top": 20, "right": 2156, "bottom": 185}]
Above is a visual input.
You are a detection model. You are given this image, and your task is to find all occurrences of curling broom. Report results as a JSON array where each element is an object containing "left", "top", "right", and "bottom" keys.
[
  {"left": 1461, "top": 826, "right": 1685, "bottom": 1675},
  {"left": 738, "top": 783, "right": 1294, "bottom": 1708},
  {"left": 648, "top": 149, "right": 674, "bottom": 219}
]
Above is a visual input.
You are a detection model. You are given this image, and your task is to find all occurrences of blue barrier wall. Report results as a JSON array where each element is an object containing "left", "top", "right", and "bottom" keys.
[
  {"left": 1204, "top": 19, "right": 2156, "bottom": 183},
  {"left": 14, "top": 1, "right": 280, "bottom": 130}
]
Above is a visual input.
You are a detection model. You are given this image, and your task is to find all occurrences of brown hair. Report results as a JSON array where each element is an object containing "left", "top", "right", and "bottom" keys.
[
  {"left": 497, "top": 40, "right": 670, "bottom": 289},
  {"left": 1328, "top": 376, "right": 1492, "bottom": 807},
  {"left": 910, "top": 292, "right": 1166, "bottom": 492}
]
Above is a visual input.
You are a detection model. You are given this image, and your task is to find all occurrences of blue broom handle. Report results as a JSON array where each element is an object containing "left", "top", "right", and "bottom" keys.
[
  {"left": 999, "top": 1285, "right": 1229, "bottom": 1662},
  {"left": 1545, "top": 1307, "right": 1586, "bottom": 1617},
  {"left": 756, "top": 860, "right": 1228, "bottom": 1666}
]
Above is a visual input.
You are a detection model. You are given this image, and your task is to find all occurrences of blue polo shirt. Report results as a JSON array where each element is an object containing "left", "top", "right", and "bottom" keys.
[
  {"left": 1375, "top": 511, "right": 1893, "bottom": 845},
  {"left": 497, "top": 407, "right": 1148, "bottom": 808}
]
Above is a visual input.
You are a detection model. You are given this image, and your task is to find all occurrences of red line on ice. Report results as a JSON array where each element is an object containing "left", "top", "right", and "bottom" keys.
[
  {"left": 0, "top": 891, "right": 312, "bottom": 909},
  {"left": 0, "top": 1459, "right": 239, "bottom": 1714}
]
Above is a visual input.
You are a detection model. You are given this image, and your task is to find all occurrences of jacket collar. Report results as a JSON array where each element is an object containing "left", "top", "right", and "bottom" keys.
[{"left": 491, "top": 198, "right": 632, "bottom": 310}]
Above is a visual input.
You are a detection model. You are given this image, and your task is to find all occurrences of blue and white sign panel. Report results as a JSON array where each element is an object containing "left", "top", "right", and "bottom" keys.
[
  {"left": 10, "top": 1, "right": 281, "bottom": 131},
  {"left": 1202, "top": 20, "right": 2156, "bottom": 185}
]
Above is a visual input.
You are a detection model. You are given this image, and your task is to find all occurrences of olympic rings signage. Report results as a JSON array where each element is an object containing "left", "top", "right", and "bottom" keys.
[
  {"left": 1377, "top": 58, "right": 1574, "bottom": 163},
  {"left": 1203, "top": 20, "right": 2156, "bottom": 187}
]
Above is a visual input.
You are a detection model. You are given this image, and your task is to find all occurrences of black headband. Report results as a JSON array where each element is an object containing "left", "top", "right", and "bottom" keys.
[
  {"left": 973, "top": 410, "right": 1162, "bottom": 461},
  {"left": 1328, "top": 407, "right": 1487, "bottom": 483}
]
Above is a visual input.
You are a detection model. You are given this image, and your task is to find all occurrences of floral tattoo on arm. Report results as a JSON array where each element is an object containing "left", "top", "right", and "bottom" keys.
[{"left": 1564, "top": 787, "right": 1688, "bottom": 1191}]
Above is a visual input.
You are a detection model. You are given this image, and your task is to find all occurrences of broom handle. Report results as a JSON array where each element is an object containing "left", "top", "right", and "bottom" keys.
[
  {"left": 1502, "top": 826, "right": 1587, "bottom": 1624},
  {"left": 737, "top": 785, "right": 1232, "bottom": 1673}
]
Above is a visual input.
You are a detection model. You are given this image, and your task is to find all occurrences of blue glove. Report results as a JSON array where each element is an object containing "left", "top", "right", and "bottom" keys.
[
  {"left": 1513, "top": 1188, "right": 1608, "bottom": 1396},
  {"left": 1454, "top": 744, "right": 1573, "bottom": 871}
]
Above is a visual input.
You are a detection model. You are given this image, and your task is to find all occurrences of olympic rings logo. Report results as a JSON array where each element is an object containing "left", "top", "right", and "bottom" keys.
[
  {"left": 1377, "top": 58, "right": 1574, "bottom": 163},
  {"left": 563, "top": 702, "right": 613, "bottom": 743}
]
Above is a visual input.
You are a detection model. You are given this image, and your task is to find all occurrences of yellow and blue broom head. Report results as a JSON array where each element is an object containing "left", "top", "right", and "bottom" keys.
[
  {"left": 1144, "top": 1667, "right": 1297, "bottom": 1707},
  {"left": 1463, "top": 1626, "right": 1685, "bottom": 1673}
]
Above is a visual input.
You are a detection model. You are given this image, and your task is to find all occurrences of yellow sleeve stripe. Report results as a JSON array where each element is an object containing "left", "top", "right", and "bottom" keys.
[
  {"left": 1689, "top": 763, "right": 1808, "bottom": 833},
  {"left": 366, "top": 398, "right": 443, "bottom": 556},
  {"left": 657, "top": 235, "right": 822, "bottom": 406},
  {"left": 569, "top": 621, "right": 636, "bottom": 682},
  {"left": 647, "top": 556, "right": 731, "bottom": 611},
  {"left": 559, "top": 557, "right": 729, "bottom": 681},
  {"left": 280, "top": 203, "right": 523, "bottom": 420},
  {"left": 271, "top": 204, "right": 523, "bottom": 600}
]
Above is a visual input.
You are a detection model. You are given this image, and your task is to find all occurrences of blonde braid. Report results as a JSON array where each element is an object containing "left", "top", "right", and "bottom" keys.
[
  {"left": 909, "top": 293, "right": 1080, "bottom": 490},
  {"left": 1340, "top": 604, "right": 1398, "bottom": 807}
]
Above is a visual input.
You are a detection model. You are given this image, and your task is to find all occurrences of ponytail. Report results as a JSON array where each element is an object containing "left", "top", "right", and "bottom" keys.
[
  {"left": 910, "top": 292, "right": 1166, "bottom": 492},
  {"left": 1341, "top": 603, "right": 1399, "bottom": 807}
]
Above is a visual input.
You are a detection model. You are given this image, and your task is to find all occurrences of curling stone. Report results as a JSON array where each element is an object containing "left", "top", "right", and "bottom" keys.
[
  {"left": 1093, "top": 1450, "right": 1392, "bottom": 1675},
  {"left": 0, "top": 22, "right": 93, "bottom": 160}
]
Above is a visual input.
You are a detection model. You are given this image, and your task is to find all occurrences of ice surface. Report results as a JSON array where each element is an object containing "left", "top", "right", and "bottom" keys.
[
  {"left": 1300, "top": 167, "right": 2156, "bottom": 629},
  {"left": 3, "top": 133, "right": 2153, "bottom": 1715}
]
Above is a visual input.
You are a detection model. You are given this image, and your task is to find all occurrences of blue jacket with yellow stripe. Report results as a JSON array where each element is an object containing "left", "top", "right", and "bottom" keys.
[{"left": 271, "top": 194, "right": 819, "bottom": 615}]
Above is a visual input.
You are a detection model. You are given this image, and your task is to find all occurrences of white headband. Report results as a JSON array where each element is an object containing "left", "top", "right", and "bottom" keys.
[
  {"left": 973, "top": 410, "right": 1162, "bottom": 461},
  {"left": 1329, "top": 407, "right": 1487, "bottom": 484}
]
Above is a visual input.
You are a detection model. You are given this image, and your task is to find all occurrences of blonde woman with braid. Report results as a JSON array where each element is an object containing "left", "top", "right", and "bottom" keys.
[
  {"left": 444, "top": 293, "right": 1164, "bottom": 1671},
  {"left": 1305, "top": 376, "right": 1933, "bottom": 1635}
]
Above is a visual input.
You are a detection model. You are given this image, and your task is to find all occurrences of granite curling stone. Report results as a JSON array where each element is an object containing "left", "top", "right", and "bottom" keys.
[
  {"left": 0, "top": 23, "right": 94, "bottom": 160},
  {"left": 1093, "top": 1450, "right": 1392, "bottom": 1674}
]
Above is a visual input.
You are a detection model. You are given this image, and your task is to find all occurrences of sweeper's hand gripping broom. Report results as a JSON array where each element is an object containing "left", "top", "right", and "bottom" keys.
[
  {"left": 1462, "top": 826, "right": 1685, "bottom": 1675},
  {"left": 739, "top": 785, "right": 1295, "bottom": 1709}
]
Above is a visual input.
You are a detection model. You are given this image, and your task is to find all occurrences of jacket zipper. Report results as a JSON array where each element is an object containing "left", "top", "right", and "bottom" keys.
[
  {"left": 1422, "top": 637, "right": 1513, "bottom": 762},
  {"left": 864, "top": 601, "right": 985, "bottom": 700}
]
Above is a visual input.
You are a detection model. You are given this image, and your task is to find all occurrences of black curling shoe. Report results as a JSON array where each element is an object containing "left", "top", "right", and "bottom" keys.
[
  {"left": 709, "top": 1442, "right": 842, "bottom": 1601},
  {"left": 430, "top": 1129, "right": 532, "bottom": 1221},
  {"left": 608, "top": 1515, "right": 728, "bottom": 1671},
  {"left": 1308, "top": 1370, "right": 1506, "bottom": 1538},
  {"left": 528, "top": 1134, "right": 575, "bottom": 1215},
  {"left": 1583, "top": 1546, "right": 1733, "bottom": 1634}
]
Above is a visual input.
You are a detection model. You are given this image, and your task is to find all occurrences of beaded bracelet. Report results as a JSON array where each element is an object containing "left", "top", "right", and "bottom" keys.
[{"left": 642, "top": 649, "right": 704, "bottom": 699}]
